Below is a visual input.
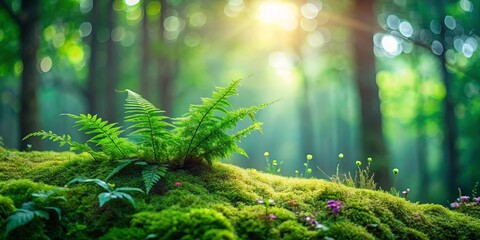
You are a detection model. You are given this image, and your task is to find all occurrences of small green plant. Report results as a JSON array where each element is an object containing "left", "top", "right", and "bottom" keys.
[
  {"left": 3, "top": 188, "right": 66, "bottom": 238},
  {"left": 344, "top": 158, "right": 376, "bottom": 190},
  {"left": 25, "top": 79, "right": 272, "bottom": 192},
  {"left": 296, "top": 154, "right": 313, "bottom": 178},
  {"left": 390, "top": 168, "right": 400, "bottom": 195},
  {"left": 264, "top": 152, "right": 283, "bottom": 175},
  {"left": 67, "top": 178, "right": 144, "bottom": 208}
]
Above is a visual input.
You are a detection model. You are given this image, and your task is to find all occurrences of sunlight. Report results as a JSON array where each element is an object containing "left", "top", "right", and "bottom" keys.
[
  {"left": 257, "top": 2, "right": 298, "bottom": 31},
  {"left": 381, "top": 35, "right": 398, "bottom": 54}
]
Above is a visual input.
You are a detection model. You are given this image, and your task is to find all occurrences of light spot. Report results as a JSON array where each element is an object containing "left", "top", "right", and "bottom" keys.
[
  {"left": 386, "top": 15, "right": 400, "bottom": 30},
  {"left": 460, "top": 0, "right": 473, "bottom": 12},
  {"left": 399, "top": 21, "right": 413, "bottom": 37},
  {"left": 40, "top": 57, "right": 52, "bottom": 73},
  {"left": 381, "top": 35, "right": 398, "bottom": 54},
  {"left": 301, "top": 2, "right": 321, "bottom": 19},
  {"left": 431, "top": 40, "right": 443, "bottom": 55},
  {"left": 444, "top": 15, "right": 456, "bottom": 30},
  {"left": 257, "top": 2, "right": 298, "bottom": 31},
  {"left": 124, "top": 0, "right": 139, "bottom": 7},
  {"left": 79, "top": 22, "right": 92, "bottom": 37},
  {"left": 189, "top": 12, "right": 207, "bottom": 27}
]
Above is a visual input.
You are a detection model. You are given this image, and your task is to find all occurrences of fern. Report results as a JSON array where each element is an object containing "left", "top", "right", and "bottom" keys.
[
  {"left": 105, "top": 159, "right": 135, "bottom": 180},
  {"left": 64, "top": 113, "right": 132, "bottom": 159},
  {"left": 174, "top": 79, "right": 241, "bottom": 161},
  {"left": 142, "top": 165, "right": 167, "bottom": 194},
  {"left": 23, "top": 130, "right": 102, "bottom": 160},
  {"left": 174, "top": 79, "right": 271, "bottom": 163},
  {"left": 124, "top": 89, "right": 176, "bottom": 161}
]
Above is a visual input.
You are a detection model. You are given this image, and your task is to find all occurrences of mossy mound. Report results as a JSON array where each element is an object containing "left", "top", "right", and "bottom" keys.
[{"left": 1, "top": 149, "right": 479, "bottom": 239}]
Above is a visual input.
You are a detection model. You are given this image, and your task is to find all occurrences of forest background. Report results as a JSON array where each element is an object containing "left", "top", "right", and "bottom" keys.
[{"left": 1, "top": 0, "right": 479, "bottom": 205}]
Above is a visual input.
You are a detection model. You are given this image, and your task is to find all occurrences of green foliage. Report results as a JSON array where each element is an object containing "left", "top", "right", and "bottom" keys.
[
  {"left": 174, "top": 79, "right": 269, "bottom": 164},
  {"left": 124, "top": 89, "right": 176, "bottom": 161},
  {"left": 141, "top": 165, "right": 167, "bottom": 194},
  {"left": 3, "top": 188, "right": 66, "bottom": 238},
  {"left": 67, "top": 177, "right": 144, "bottom": 208},
  {"left": 24, "top": 80, "right": 270, "bottom": 194},
  {"left": 22, "top": 130, "right": 103, "bottom": 160},
  {"left": 130, "top": 208, "right": 237, "bottom": 240},
  {"left": 0, "top": 195, "right": 15, "bottom": 222},
  {"left": 64, "top": 114, "right": 133, "bottom": 159}
]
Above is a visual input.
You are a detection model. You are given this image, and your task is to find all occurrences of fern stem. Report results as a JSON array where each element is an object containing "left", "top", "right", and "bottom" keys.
[
  {"left": 145, "top": 110, "right": 159, "bottom": 161},
  {"left": 184, "top": 81, "right": 239, "bottom": 160},
  {"left": 188, "top": 116, "right": 238, "bottom": 157}
]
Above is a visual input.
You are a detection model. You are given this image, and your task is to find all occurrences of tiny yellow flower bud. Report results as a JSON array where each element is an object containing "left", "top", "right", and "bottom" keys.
[
  {"left": 272, "top": 160, "right": 277, "bottom": 166},
  {"left": 355, "top": 161, "right": 362, "bottom": 166},
  {"left": 306, "top": 154, "right": 313, "bottom": 160},
  {"left": 338, "top": 153, "right": 344, "bottom": 159},
  {"left": 367, "top": 157, "right": 372, "bottom": 163},
  {"left": 295, "top": 170, "right": 299, "bottom": 174},
  {"left": 264, "top": 152, "right": 269, "bottom": 157},
  {"left": 393, "top": 168, "right": 399, "bottom": 175}
]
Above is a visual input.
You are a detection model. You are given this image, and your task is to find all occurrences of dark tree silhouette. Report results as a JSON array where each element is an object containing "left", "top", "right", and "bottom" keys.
[
  {"left": 1, "top": 0, "right": 42, "bottom": 150},
  {"left": 352, "top": 0, "right": 389, "bottom": 188}
]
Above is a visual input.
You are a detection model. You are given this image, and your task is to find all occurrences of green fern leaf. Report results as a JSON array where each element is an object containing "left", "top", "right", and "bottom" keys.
[
  {"left": 23, "top": 130, "right": 102, "bottom": 160},
  {"left": 142, "top": 165, "right": 167, "bottom": 194},
  {"left": 105, "top": 159, "right": 135, "bottom": 180},
  {"left": 124, "top": 90, "right": 175, "bottom": 161},
  {"left": 64, "top": 113, "right": 131, "bottom": 159},
  {"left": 174, "top": 79, "right": 241, "bottom": 160}
]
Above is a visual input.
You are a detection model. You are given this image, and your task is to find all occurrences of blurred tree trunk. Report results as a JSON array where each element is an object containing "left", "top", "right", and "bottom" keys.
[
  {"left": 352, "top": 0, "right": 389, "bottom": 188},
  {"left": 0, "top": 0, "right": 42, "bottom": 150},
  {"left": 437, "top": 0, "right": 459, "bottom": 199},
  {"left": 157, "top": 0, "right": 177, "bottom": 115},
  {"left": 105, "top": 0, "right": 118, "bottom": 122},
  {"left": 140, "top": 0, "right": 151, "bottom": 99},
  {"left": 87, "top": 0, "right": 99, "bottom": 115}
]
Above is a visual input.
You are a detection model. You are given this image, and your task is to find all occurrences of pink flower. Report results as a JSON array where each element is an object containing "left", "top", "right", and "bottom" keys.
[
  {"left": 450, "top": 202, "right": 460, "bottom": 208},
  {"left": 175, "top": 182, "right": 182, "bottom": 187}
]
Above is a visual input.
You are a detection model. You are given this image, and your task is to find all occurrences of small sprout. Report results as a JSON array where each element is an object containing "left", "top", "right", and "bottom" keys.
[
  {"left": 367, "top": 157, "right": 372, "bottom": 163},
  {"left": 355, "top": 161, "right": 362, "bottom": 166},
  {"left": 306, "top": 168, "right": 312, "bottom": 174},
  {"left": 338, "top": 153, "right": 344, "bottom": 159},
  {"left": 272, "top": 160, "right": 277, "bottom": 166},
  {"left": 175, "top": 182, "right": 182, "bottom": 187},
  {"left": 393, "top": 168, "right": 399, "bottom": 175},
  {"left": 306, "top": 154, "right": 313, "bottom": 160},
  {"left": 264, "top": 152, "right": 269, "bottom": 157}
]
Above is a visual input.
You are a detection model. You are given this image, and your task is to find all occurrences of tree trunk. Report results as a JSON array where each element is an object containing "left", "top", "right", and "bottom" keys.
[
  {"left": 140, "top": 0, "right": 151, "bottom": 99},
  {"left": 87, "top": 0, "right": 99, "bottom": 115},
  {"left": 105, "top": 0, "right": 118, "bottom": 122},
  {"left": 352, "top": 0, "right": 389, "bottom": 188},
  {"left": 18, "top": 0, "right": 42, "bottom": 150},
  {"left": 158, "top": 0, "right": 176, "bottom": 115}
]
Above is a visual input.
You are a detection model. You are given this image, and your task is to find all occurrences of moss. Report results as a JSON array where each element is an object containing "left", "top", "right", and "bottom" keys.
[
  {"left": 0, "top": 179, "right": 57, "bottom": 206},
  {"left": 130, "top": 208, "right": 236, "bottom": 239},
  {"left": 100, "top": 227, "right": 146, "bottom": 240},
  {"left": 1, "top": 149, "right": 480, "bottom": 239},
  {"left": 320, "top": 220, "right": 375, "bottom": 240},
  {"left": 0, "top": 195, "right": 15, "bottom": 222}
]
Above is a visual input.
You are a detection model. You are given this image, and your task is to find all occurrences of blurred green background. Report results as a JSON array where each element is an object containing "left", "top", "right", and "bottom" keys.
[{"left": 1, "top": 0, "right": 479, "bottom": 205}]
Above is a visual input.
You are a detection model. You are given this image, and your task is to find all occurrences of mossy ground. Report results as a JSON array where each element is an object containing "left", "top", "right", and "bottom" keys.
[{"left": 1, "top": 148, "right": 479, "bottom": 239}]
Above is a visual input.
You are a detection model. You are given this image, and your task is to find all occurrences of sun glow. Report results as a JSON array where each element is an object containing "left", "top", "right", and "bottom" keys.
[{"left": 257, "top": 2, "right": 298, "bottom": 31}]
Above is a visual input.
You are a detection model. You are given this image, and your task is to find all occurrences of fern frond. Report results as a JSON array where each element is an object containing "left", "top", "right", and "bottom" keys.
[
  {"left": 187, "top": 103, "right": 270, "bottom": 159},
  {"left": 23, "top": 130, "right": 101, "bottom": 160},
  {"left": 124, "top": 90, "right": 175, "bottom": 161},
  {"left": 105, "top": 159, "right": 135, "bottom": 180},
  {"left": 174, "top": 79, "right": 241, "bottom": 160},
  {"left": 142, "top": 165, "right": 167, "bottom": 194},
  {"left": 64, "top": 113, "right": 131, "bottom": 159}
]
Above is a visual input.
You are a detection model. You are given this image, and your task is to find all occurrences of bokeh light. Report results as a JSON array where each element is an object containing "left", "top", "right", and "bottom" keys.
[
  {"left": 257, "top": 2, "right": 298, "bottom": 31},
  {"left": 40, "top": 57, "right": 53, "bottom": 73},
  {"left": 124, "top": 0, "right": 139, "bottom": 7}
]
